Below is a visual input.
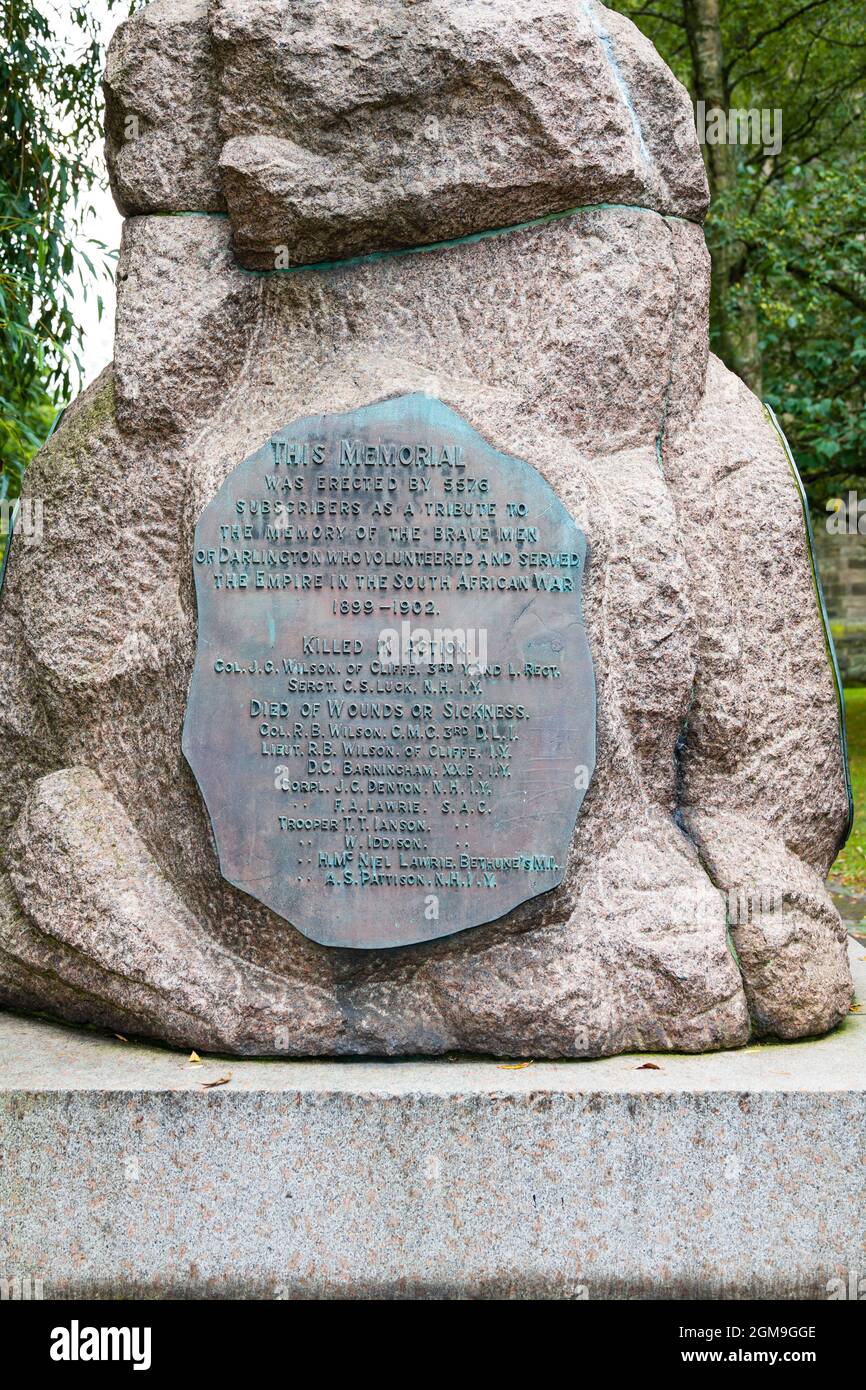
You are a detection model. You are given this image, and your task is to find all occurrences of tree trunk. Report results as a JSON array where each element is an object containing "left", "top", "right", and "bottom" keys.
[{"left": 682, "top": 0, "right": 763, "bottom": 396}]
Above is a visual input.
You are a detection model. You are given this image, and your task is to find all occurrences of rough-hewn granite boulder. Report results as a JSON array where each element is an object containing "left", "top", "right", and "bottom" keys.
[
  {"left": 104, "top": 0, "right": 225, "bottom": 215},
  {"left": 0, "top": 0, "right": 851, "bottom": 1055},
  {"left": 211, "top": 0, "right": 709, "bottom": 266},
  {"left": 106, "top": 0, "right": 708, "bottom": 265}
]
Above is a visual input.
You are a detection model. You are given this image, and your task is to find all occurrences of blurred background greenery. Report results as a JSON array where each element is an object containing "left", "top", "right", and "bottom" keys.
[
  {"left": 609, "top": 0, "right": 865, "bottom": 508},
  {"left": 0, "top": 2, "right": 132, "bottom": 501}
]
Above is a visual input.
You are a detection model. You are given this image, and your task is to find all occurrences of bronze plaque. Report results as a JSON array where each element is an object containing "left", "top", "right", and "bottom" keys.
[{"left": 183, "top": 395, "right": 595, "bottom": 948}]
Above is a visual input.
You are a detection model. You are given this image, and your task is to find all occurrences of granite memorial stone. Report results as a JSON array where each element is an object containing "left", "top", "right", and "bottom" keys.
[{"left": 0, "top": 0, "right": 853, "bottom": 1056}]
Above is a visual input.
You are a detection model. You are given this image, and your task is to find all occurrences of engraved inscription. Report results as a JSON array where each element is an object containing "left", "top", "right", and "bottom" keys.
[{"left": 182, "top": 395, "right": 595, "bottom": 948}]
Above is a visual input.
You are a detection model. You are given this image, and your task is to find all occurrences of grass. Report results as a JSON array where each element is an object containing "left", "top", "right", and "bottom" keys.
[{"left": 830, "top": 686, "right": 866, "bottom": 888}]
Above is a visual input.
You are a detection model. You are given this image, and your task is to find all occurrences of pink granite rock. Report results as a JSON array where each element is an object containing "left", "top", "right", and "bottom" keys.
[
  {"left": 0, "top": 1, "right": 850, "bottom": 1055},
  {"left": 105, "top": 0, "right": 708, "bottom": 262},
  {"left": 104, "top": 0, "right": 225, "bottom": 215}
]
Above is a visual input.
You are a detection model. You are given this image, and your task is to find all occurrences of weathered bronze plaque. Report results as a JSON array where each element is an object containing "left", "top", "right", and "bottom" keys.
[{"left": 183, "top": 395, "right": 595, "bottom": 948}]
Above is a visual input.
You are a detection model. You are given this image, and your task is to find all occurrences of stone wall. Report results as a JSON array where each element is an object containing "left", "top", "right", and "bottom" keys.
[{"left": 813, "top": 520, "right": 866, "bottom": 685}]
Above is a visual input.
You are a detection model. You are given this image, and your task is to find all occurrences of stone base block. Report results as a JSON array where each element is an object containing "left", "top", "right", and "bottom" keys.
[{"left": 2, "top": 940, "right": 865, "bottom": 1300}]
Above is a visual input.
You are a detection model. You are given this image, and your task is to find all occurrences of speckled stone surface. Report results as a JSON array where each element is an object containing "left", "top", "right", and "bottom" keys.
[
  {"left": 0, "top": 205, "right": 850, "bottom": 1058},
  {"left": 2, "top": 939, "right": 864, "bottom": 1299},
  {"left": 104, "top": 0, "right": 225, "bottom": 216},
  {"left": 0, "top": 0, "right": 851, "bottom": 1056},
  {"left": 104, "top": 0, "right": 707, "bottom": 261},
  {"left": 211, "top": 0, "right": 708, "bottom": 267}
]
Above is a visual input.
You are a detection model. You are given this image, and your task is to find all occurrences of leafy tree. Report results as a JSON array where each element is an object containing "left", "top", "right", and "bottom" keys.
[
  {"left": 611, "top": 0, "right": 866, "bottom": 505},
  {"left": 0, "top": 1, "right": 129, "bottom": 504}
]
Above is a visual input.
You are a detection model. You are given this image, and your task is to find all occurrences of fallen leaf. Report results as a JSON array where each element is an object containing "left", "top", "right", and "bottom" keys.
[
  {"left": 113, "top": 1034, "right": 129, "bottom": 1043},
  {"left": 637, "top": 1062, "right": 661, "bottom": 1070},
  {"left": 849, "top": 1003, "right": 863, "bottom": 1014},
  {"left": 188, "top": 1051, "right": 202, "bottom": 1065},
  {"left": 201, "top": 1073, "right": 232, "bottom": 1088},
  {"left": 498, "top": 1060, "right": 533, "bottom": 1070}
]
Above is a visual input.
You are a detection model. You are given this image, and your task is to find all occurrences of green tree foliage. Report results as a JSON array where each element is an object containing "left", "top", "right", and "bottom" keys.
[
  {"left": 611, "top": 0, "right": 866, "bottom": 505},
  {"left": 0, "top": 1, "right": 128, "bottom": 503}
]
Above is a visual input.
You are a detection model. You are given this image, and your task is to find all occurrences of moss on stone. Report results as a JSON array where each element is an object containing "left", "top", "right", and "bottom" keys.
[{"left": 29, "top": 369, "right": 117, "bottom": 493}]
